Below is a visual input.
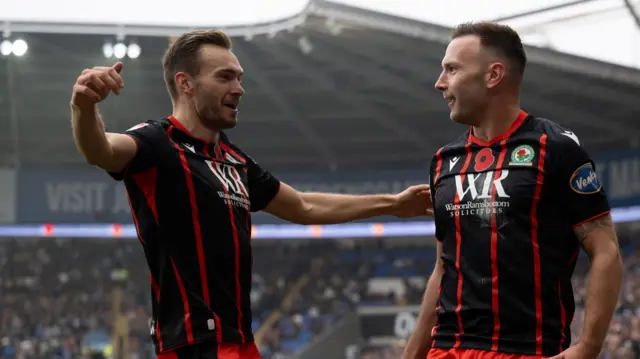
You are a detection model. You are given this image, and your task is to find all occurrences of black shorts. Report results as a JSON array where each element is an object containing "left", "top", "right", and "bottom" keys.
[{"left": 158, "top": 342, "right": 261, "bottom": 359}]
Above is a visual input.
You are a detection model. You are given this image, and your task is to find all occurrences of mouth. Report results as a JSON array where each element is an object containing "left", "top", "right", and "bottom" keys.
[
  {"left": 223, "top": 103, "right": 239, "bottom": 113},
  {"left": 445, "top": 96, "right": 455, "bottom": 108}
]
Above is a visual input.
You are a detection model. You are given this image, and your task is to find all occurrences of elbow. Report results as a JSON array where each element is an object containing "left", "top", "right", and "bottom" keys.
[
  {"left": 75, "top": 147, "right": 98, "bottom": 166},
  {"left": 292, "top": 194, "right": 319, "bottom": 225},
  {"left": 295, "top": 205, "right": 316, "bottom": 225},
  {"left": 80, "top": 151, "right": 104, "bottom": 167}
]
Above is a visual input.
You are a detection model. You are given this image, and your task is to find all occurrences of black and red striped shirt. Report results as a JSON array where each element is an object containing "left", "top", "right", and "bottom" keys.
[
  {"left": 429, "top": 111, "right": 610, "bottom": 357},
  {"left": 107, "top": 116, "right": 280, "bottom": 353}
]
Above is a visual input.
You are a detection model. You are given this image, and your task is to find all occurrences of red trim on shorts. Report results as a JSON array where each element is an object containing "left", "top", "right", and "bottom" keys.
[
  {"left": 427, "top": 347, "right": 545, "bottom": 359},
  {"left": 157, "top": 350, "right": 179, "bottom": 359}
]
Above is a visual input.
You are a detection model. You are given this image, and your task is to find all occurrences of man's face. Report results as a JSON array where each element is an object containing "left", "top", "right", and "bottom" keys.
[
  {"left": 435, "top": 35, "right": 491, "bottom": 125},
  {"left": 188, "top": 44, "right": 245, "bottom": 131}
]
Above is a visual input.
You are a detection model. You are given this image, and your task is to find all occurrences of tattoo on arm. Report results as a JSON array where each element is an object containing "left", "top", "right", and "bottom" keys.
[{"left": 573, "top": 214, "right": 613, "bottom": 244}]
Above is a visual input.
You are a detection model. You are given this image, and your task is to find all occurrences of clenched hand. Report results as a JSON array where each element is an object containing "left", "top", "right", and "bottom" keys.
[{"left": 71, "top": 62, "right": 124, "bottom": 108}]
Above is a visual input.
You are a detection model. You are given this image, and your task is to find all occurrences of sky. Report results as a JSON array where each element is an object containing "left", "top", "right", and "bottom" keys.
[{"left": 1, "top": 0, "right": 639, "bottom": 68}]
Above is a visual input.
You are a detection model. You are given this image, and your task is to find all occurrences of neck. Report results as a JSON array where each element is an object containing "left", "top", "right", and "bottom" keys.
[
  {"left": 471, "top": 95, "right": 521, "bottom": 142},
  {"left": 172, "top": 104, "right": 219, "bottom": 143}
]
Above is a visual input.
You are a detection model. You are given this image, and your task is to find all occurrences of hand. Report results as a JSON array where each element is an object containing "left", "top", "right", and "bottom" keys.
[
  {"left": 392, "top": 184, "right": 433, "bottom": 218},
  {"left": 72, "top": 62, "right": 124, "bottom": 108},
  {"left": 548, "top": 342, "right": 600, "bottom": 359}
]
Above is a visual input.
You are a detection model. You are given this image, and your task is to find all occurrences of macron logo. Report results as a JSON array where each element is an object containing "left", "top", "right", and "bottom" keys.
[
  {"left": 183, "top": 143, "right": 195, "bottom": 153},
  {"left": 449, "top": 156, "right": 460, "bottom": 170},
  {"left": 561, "top": 131, "right": 580, "bottom": 146}
]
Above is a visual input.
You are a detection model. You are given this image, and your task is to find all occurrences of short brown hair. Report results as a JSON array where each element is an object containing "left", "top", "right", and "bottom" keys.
[
  {"left": 163, "top": 30, "right": 232, "bottom": 100},
  {"left": 452, "top": 21, "right": 526, "bottom": 82}
]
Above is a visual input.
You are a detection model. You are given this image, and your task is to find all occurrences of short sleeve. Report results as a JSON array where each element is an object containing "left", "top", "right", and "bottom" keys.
[
  {"left": 108, "top": 121, "right": 160, "bottom": 181},
  {"left": 551, "top": 135, "right": 610, "bottom": 227},
  {"left": 245, "top": 153, "right": 281, "bottom": 212}
]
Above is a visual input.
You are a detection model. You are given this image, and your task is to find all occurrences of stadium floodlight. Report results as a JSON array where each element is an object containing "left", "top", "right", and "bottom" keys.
[
  {"left": 0, "top": 40, "right": 11, "bottom": 56},
  {"left": 102, "top": 42, "right": 114, "bottom": 58},
  {"left": 11, "top": 39, "right": 27, "bottom": 57},
  {"left": 113, "top": 42, "right": 127, "bottom": 59},
  {"left": 127, "top": 43, "right": 141, "bottom": 59}
]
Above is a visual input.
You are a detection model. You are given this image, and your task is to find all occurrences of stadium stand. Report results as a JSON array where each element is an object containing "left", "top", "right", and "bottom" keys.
[
  {"left": 2, "top": 236, "right": 640, "bottom": 358},
  {"left": 1, "top": 2, "right": 640, "bottom": 359}
]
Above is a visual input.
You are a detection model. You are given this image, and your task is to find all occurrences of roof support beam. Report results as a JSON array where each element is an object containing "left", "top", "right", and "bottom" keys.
[{"left": 231, "top": 45, "right": 338, "bottom": 169}]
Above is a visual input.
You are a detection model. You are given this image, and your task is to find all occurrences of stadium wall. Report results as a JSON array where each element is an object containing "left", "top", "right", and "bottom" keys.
[
  {"left": 0, "top": 168, "right": 16, "bottom": 223},
  {"left": 12, "top": 149, "right": 640, "bottom": 224}
]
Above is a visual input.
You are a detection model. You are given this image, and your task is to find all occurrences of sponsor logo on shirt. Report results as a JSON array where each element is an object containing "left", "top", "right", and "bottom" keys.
[
  {"left": 447, "top": 171, "right": 511, "bottom": 220},
  {"left": 206, "top": 161, "right": 251, "bottom": 210},
  {"left": 570, "top": 163, "right": 602, "bottom": 194}
]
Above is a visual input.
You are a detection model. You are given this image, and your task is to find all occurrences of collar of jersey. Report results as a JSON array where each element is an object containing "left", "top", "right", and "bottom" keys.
[
  {"left": 168, "top": 115, "right": 220, "bottom": 147},
  {"left": 468, "top": 110, "right": 528, "bottom": 147}
]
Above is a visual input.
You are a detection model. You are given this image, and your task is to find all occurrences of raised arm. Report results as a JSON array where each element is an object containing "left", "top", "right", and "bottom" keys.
[{"left": 71, "top": 62, "right": 135, "bottom": 173}]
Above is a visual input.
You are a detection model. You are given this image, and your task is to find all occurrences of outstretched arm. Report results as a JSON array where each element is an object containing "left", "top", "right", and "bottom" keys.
[{"left": 263, "top": 182, "right": 431, "bottom": 225}]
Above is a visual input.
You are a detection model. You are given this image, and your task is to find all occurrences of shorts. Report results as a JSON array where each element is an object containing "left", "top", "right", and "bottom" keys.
[
  {"left": 427, "top": 348, "right": 546, "bottom": 359},
  {"left": 158, "top": 342, "right": 261, "bottom": 359}
]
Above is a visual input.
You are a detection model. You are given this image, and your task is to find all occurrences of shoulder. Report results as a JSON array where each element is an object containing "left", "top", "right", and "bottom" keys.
[
  {"left": 525, "top": 115, "right": 582, "bottom": 152},
  {"left": 124, "top": 118, "right": 169, "bottom": 138},
  {"left": 431, "top": 131, "right": 470, "bottom": 166}
]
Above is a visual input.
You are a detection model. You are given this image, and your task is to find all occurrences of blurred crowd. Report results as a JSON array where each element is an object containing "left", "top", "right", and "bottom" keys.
[{"left": 0, "top": 238, "right": 638, "bottom": 359}]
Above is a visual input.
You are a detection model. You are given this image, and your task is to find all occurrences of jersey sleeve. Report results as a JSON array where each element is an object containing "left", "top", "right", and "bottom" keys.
[
  {"left": 550, "top": 134, "right": 611, "bottom": 228},
  {"left": 108, "top": 121, "right": 161, "bottom": 181},
  {"left": 245, "top": 153, "right": 281, "bottom": 212}
]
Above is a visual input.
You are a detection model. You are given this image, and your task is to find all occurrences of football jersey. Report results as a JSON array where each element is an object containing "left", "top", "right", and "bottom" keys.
[
  {"left": 429, "top": 110, "right": 610, "bottom": 356},
  {"left": 107, "top": 116, "right": 281, "bottom": 353}
]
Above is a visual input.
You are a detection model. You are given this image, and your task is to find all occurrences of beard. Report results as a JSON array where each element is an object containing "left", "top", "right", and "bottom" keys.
[{"left": 194, "top": 92, "right": 237, "bottom": 131}]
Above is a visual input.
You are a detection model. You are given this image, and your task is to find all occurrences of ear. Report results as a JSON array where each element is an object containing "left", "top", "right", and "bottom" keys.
[
  {"left": 486, "top": 62, "right": 506, "bottom": 89},
  {"left": 174, "top": 72, "right": 195, "bottom": 97}
]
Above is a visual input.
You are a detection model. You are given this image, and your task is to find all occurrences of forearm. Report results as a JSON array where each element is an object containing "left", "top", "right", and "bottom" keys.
[
  {"left": 404, "top": 267, "right": 442, "bottom": 359},
  {"left": 579, "top": 250, "right": 623, "bottom": 353},
  {"left": 70, "top": 103, "right": 113, "bottom": 165},
  {"left": 299, "top": 192, "right": 396, "bottom": 224}
]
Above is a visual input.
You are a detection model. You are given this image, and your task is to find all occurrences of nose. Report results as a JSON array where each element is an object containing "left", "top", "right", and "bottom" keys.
[
  {"left": 232, "top": 81, "right": 245, "bottom": 96},
  {"left": 434, "top": 72, "right": 447, "bottom": 92}
]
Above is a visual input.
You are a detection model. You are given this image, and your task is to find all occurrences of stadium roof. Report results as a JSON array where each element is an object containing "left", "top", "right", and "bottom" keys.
[{"left": 0, "top": 1, "right": 639, "bottom": 171}]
